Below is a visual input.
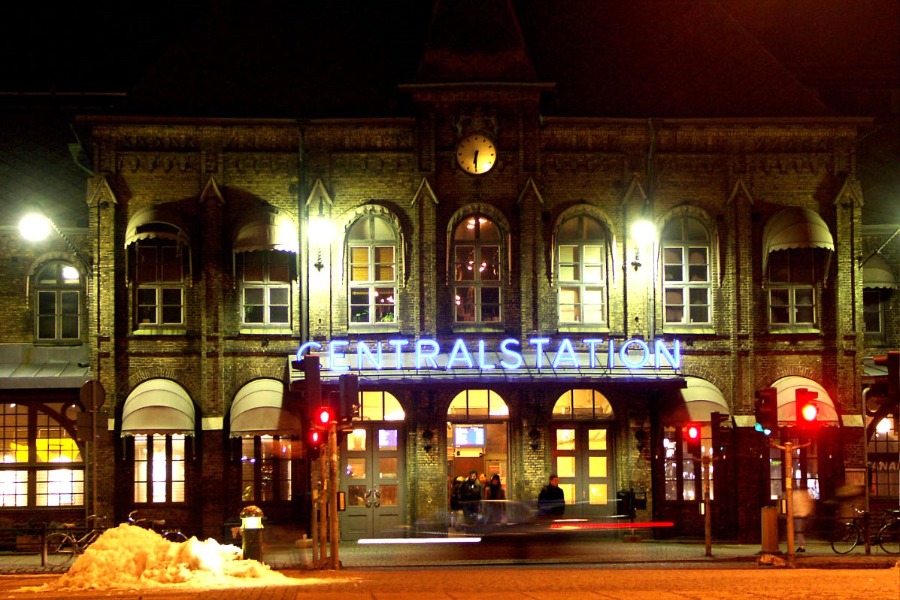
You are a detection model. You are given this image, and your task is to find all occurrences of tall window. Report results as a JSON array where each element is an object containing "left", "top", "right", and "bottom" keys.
[
  {"left": 240, "top": 435, "right": 293, "bottom": 503},
  {"left": 557, "top": 215, "right": 606, "bottom": 325},
  {"left": 768, "top": 440, "right": 819, "bottom": 501},
  {"left": 241, "top": 251, "right": 291, "bottom": 326},
  {"left": 662, "top": 424, "right": 714, "bottom": 502},
  {"left": 133, "top": 434, "right": 186, "bottom": 504},
  {"left": 863, "top": 289, "right": 886, "bottom": 338},
  {"left": 135, "top": 242, "right": 184, "bottom": 327},
  {"left": 453, "top": 216, "right": 501, "bottom": 324},
  {"left": 662, "top": 217, "right": 711, "bottom": 325},
  {"left": 868, "top": 418, "right": 899, "bottom": 499},
  {"left": 0, "top": 403, "right": 83, "bottom": 508},
  {"left": 34, "top": 261, "right": 81, "bottom": 341},
  {"left": 348, "top": 215, "right": 397, "bottom": 325},
  {"left": 768, "top": 249, "right": 816, "bottom": 326}
]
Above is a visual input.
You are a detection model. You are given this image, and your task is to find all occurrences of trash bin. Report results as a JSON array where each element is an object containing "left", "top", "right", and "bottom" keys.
[
  {"left": 761, "top": 506, "right": 779, "bottom": 554},
  {"left": 239, "top": 505, "right": 264, "bottom": 561},
  {"left": 617, "top": 489, "right": 636, "bottom": 521}
]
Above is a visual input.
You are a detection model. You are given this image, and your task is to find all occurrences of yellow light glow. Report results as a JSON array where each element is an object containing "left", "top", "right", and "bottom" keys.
[
  {"left": 875, "top": 418, "right": 893, "bottom": 435},
  {"left": 19, "top": 213, "right": 53, "bottom": 242},
  {"left": 308, "top": 216, "right": 334, "bottom": 246},
  {"left": 631, "top": 218, "right": 656, "bottom": 242}
]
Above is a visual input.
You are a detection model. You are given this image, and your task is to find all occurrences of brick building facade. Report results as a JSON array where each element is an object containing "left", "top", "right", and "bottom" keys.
[{"left": 0, "top": 2, "right": 896, "bottom": 545}]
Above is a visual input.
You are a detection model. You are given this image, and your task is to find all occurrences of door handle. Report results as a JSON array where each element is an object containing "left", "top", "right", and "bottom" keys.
[
  {"left": 373, "top": 488, "right": 382, "bottom": 508},
  {"left": 364, "top": 489, "right": 373, "bottom": 508}
]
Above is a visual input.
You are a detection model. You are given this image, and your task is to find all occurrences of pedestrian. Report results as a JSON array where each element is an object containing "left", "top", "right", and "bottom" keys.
[
  {"left": 793, "top": 487, "right": 815, "bottom": 552},
  {"left": 458, "top": 470, "right": 483, "bottom": 524},
  {"left": 537, "top": 474, "right": 565, "bottom": 518},
  {"left": 449, "top": 475, "right": 465, "bottom": 529},
  {"left": 484, "top": 474, "right": 506, "bottom": 523}
]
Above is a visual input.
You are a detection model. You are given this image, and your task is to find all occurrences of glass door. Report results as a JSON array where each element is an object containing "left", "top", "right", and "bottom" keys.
[
  {"left": 552, "top": 424, "right": 614, "bottom": 519},
  {"left": 340, "top": 424, "right": 403, "bottom": 540}
]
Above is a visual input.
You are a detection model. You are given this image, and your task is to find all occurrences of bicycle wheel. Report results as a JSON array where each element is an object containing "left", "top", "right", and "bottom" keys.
[
  {"left": 876, "top": 520, "right": 900, "bottom": 554},
  {"left": 44, "top": 532, "right": 78, "bottom": 567},
  {"left": 829, "top": 522, "right": 860, "bottom": 554},
  {"left": 162, "top": 530, "right": 188, "bottom": 543}
]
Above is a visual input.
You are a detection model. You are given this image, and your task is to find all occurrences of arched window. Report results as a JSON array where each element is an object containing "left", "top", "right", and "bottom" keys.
[
  {"left": 453, "top": 215, "right": 501, "bottom": 323},
  {"left": 357, "top": 391, "right": 405, "bottom": 421},
  {"left": 447, "top": 390, "right": 508, "bottom": 420},
  {"left": 33, "top": 261, "right": 82, "bottom": 341},
  {"left": 662, "top": 216, "right": 711, "bottom": 325},
  {"left": 552, "top": 389, "right": 614, "bottom": 420},
  {"left": 557, "top": 215, "right": 607, "bottom": 325},
  {"left": 348, "top": 214, "right": 398, "bottom": 325}
]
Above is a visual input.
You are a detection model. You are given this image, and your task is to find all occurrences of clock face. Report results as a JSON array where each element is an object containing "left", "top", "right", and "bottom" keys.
[{"left": 456, "top": 134, "right": 497, "bottom": 175}]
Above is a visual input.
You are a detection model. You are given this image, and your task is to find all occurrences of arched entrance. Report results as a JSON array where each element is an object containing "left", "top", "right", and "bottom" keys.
[
  {"left": 339, "top": 390, "right": 405, "bottom": 540},
  {"left": 447, "top": 390, "right": 509, "bottom": 509},
  {"left": 550, "top": 389, "right": 615, "bottom": 519}
]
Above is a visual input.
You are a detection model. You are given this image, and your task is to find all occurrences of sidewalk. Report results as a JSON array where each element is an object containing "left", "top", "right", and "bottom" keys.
[{"left": 3, "top": 537, "right": 895, "bottom": 574}]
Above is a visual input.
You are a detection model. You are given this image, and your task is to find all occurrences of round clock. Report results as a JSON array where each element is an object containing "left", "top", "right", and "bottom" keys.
[{"left": 456, "top": 134, "right": 497, "bottom": 175}]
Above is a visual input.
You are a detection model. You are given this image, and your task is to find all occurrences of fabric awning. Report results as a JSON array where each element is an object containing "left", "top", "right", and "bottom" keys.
[
  {"left": 664, "top": 376, "right": 729, "bottom": 422},
  {"left": 762, "top": 207, "right": 834, "bottom": 274},
  {"left": 121, "top": 379, "right": 196, "bottom": 436},
  {"left": 229, "top": 378, "right": 301, "bottom": 437},
  {"left": 232, "top": 208, "right": 299, "bottom": 254},
  {"left": 772, "top": 376, "right": 839, "bottom": 425},
  {"left": 863, "top": 254, "right": 897, "bottom": 289},
  {"left": 125, "top": 206, "right": 191, "bottom": 248}
]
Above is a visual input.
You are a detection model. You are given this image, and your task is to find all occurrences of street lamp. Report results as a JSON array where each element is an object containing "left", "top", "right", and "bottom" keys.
[
  {"left": 18, "top": 211, "right": 92, "bottom": 275},
  {"left": 630, "top": 217, "right": 656, "bottom": 271},
  {"left": 307, "top": 203, "right": 334, "bottom": 272}
]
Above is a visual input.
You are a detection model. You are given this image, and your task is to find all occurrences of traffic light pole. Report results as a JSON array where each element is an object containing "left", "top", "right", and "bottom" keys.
[
  {"left": 328, "top": 421, "right": 340, "bottom": 570},
  {"left": 769, "top": 439, "right": 810, "bottom": 564}
]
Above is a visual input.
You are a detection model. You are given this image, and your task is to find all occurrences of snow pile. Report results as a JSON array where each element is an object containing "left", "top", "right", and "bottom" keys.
[{"left": 38, "top": 523, "right": 298, "bottom": 591}]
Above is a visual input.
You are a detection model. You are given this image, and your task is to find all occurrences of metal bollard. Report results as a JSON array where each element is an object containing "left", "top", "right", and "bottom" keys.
[
  {"left": 761, "top": 506, "right": 779, "bottom": 554},
  {"left": 239, "top": 505, "right": 264, "bottom": 562}
]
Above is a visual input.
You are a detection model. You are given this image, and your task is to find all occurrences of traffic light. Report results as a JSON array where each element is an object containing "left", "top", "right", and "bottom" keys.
[
  {"left": 307, "top": 420, "right": 325, "bottom": 452},
  {"left": 755, "top": 387, "right": 778, "bottom": 435},
  {"left": 314, "top": 405, "right": 335, "bottom": 427},
  {"left": 795, "top": 388, "right": 819, "bottom": 432},
  {"left": 685, "top": 423, "right": 702, "bottom": 457}
]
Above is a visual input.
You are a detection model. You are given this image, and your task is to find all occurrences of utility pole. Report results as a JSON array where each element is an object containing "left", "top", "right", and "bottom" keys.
[{"left": 769, "top": 440, "right": 810, "bottom": 564}]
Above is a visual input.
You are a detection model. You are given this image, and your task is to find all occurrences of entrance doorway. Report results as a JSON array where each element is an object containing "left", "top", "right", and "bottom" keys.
[
  {"left": 339, "top": 424, "right": 404, "bottom": 540},
  {"left": 551, "top": 424, "right": 614, "bottom": 518}
]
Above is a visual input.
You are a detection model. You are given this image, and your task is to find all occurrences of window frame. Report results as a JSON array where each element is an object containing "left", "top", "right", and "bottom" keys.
[
  {"left": 240, "top": 250, "right": 292, "bottom": 328},
  {"left": 133, "top": 241, "right": 185, "bottom": 329},
  {"left": 132, "top": 433, "right": 187, "bottom": 505},
  {"left": 347, "top": 214, "right": 399, "bottom": 327},
  {"left": 863, "top": 288, "right": 887, "bottom": 339},
  {"left": 556, "top": 214, "right": 608, "bottom": 326},
  {"left": 452, "top": 215, "right": 502, "bottom": 325},
  {"left": 661, "top": 216, "right": 712, "bottom": 327},
  {"left": 239, "top": 434, "right": 295, "bottom": 504},
  {"left": 767, "top": 249, "right": 819, "bottom": 329},
  {"left": 33, "top": 261, "right": 83, "bottom": 343}
]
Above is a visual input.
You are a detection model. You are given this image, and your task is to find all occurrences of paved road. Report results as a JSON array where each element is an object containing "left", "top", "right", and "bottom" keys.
[{"left": 3, "top": 566, "right": 900, "bottom": 599}]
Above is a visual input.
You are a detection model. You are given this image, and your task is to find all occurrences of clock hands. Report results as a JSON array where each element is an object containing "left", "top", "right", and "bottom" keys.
[{"left": 473, "top": 150, "right": 479, "bottom": 172}]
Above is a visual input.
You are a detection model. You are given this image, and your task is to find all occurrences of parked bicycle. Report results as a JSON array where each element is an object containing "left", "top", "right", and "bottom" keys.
[
  {"left": 44, "top": 514, "right": 110, "bottom": 566},
  {"left": 829, "top": 505, "right": 900, "bottom": 554},
  {"left": 127, "top": 510, "right": 188, "bottom": 542}
]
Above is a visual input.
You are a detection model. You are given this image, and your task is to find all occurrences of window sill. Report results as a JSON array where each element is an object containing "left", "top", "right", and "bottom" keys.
[
  {"left": 348, "top": 323, "right": 401, "bottom": 334},
  {"left": 452, "top": 323, "right": 505, "bottom": 334},
  {"left": 133, "top": 327, "right": 187, "bottom": 336},
  {"left": 558, "top": 325, "right": 610, "bottom": 334},
  {"left": 661, "top": 325, "right": 716, "bottom": 335},
  {"left": 768, "top": 326, "right": 821, "bottom": 335},
  {"left": 239, "top": 326, "right": 293, "bottom": 335}
]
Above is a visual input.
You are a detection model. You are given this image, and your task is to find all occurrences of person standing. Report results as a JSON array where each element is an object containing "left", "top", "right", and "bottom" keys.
[
  {"left": 538, "top": 474, "right": 565, "bottom": 518},
  {"left": 458, "top": 470, "right": 483, "bottom": 524},
  {"left": 484, "top": 474, "right": 506, "bottom": 523},
  {"left": 793, "top": 487, "right": 815, "bottom": 552}
]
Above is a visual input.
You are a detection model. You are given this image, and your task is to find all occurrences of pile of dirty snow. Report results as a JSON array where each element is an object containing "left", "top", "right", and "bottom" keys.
[{"left": 35, "top": 523, "right": 298, "bottom": 591}]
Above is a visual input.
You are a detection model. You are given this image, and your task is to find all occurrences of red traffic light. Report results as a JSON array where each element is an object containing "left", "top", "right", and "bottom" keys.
[
  {"left": 799, "top": 402, "right": 818, "bottom": 422},
  {"left": 687, "top": 424, "right": 701, "bottom": 440},
  {"left": 795, "top": 388, "right": 819, "bottom": 430},
  {"left": 315, "top": 406, "right": 334, "bottom": 425},
  {"left": 308, "top": 428, "right": 323, "bottom": 446},
  {"left": 685, "top": 423, "right": 702, "bottom": 457}
]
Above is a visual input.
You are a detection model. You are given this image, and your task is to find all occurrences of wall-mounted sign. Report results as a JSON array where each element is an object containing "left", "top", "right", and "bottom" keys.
[{"left": 296, "top": 337, "right": 682, "bottom": 373}]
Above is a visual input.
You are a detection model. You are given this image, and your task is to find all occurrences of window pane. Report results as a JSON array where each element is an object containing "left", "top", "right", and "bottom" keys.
[
  {"left": 347, "top": 458, "right": 366, "bottom": 479},
  {"left": 243, "top": 252, "right": 265, "bottom": 281},
  {"left": 350, "top": 288, "right": 371, "bottom": 323},
  {"left": 588, "top": 429, "right": 607, "bottom": 450},
  {"left": 350, "top": 247, "right": 370, "bottom": 281},
  {"left": 136, "top": 246, "right": 158, "bottom": 282},
  {"left": 268, "top": 252, "right": 291, "bottom": 282},
  {"left": 455, "top": 247, "right": 475, "bottom": 281},
  {"left": 378, "top": 429, "right": 398, "bottom": 451},
  {"left": 478, "top": 219, "right": 500, "bottom": 241},
  {"left": 556, "top": 429, "right": 575, "bottom": 451},
  {"left": 556, "top": 456, "right": 576, "bottom": 478},
  {"left": 160, "top": 246, "right": 182, "bottom": 282},
  {"left": 455, "top": 287, "right": 475, "bottom": 322},
  {"left": 589, "top": 483, "right": 608, "bottom": 505},
  {"left": 480, "top": 247, "right": 500, "bottom": 281},
  {"left": 379, "top": 457, "right": 398, "bottom": 479}
]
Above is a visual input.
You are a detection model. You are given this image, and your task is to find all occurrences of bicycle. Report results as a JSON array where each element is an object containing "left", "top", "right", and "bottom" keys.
[
  {"left": 127, "top": 510, "right": 188, "bottom": 542},
  {"left": 829, "top": 506, "right": 900, "bottom": 554},
  {"left": 44, "top": 514, "right": 110, "bottom": 566}
]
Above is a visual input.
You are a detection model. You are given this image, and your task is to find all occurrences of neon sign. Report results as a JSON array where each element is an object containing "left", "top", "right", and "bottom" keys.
[{"left": 296, "top": 337, "right": 682, "bottom": 372}]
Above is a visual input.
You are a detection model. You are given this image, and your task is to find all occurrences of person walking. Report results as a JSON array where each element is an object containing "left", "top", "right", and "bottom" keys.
[
  {"left": 793, "top": 487, "right": 815, "bottom": 552},
  {"left": 537, "top": 474, "right": 565, "bottom": 518}
]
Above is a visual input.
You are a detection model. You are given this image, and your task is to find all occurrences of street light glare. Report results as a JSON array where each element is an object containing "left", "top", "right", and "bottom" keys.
[{"left": 18, "top": 213, "right": 52, "bottom": 242}]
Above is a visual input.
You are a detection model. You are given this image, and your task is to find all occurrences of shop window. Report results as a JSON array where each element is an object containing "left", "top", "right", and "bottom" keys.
[
  {"left": 662, "top": 216, "right": 711, "bottom": 326},
  {"left": 453, "top": 216, "right": 501, "bottom": 324},
  {"left": 767, "top": 249, "right": 817, "bottom": 328},
  {"left": 134, "top": 241, "right": 184, "bottom": 327},
  {"left": 662, "top": 424, "right": 714, "bottom": 502},
  {"left": 347, "top": 214, "right": 398, "bottom": 325},
  {"left": 867, "top": 417, "right": 899, "bottom": 499},
  {"left": 0, "top": 403, "right": 83, "bottom": 508},
  {"left": 863, "top": 289, "right": 886, "bottom": 339},
  {"left": 241, "top": 251, "right": 291, "bottom": 326},
  {"left": 556, "top": 215, "right": 607, "bottom": 325},
  {"left": 33, "top": 261, "right": 82, "bottom": 342},
  {"left": 240, "top": 435, "right": 293, "bottom": 503},
  {"left": 133, "top": 434, "right": 186, "bottom": 504}
]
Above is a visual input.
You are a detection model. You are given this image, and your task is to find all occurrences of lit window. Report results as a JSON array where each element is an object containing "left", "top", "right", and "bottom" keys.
[
  {"left": 868, "top": 417, "right": 899, "bottom": 499},
  {"left": 662, "top": 424, "right": 714, "bottom": 502},
  {"left": 556, "top": 215, "right": 607, "bottom": 324},
  {"left": 453, "top": 216, "right": 501, "bottom": 324},
  {"left": 34, "top": 261, "right": 82, "bottom": 341},
  {"left": 348, "top": 215, "right": 398, "bottom": 325},
  {"left": 135, "top": 242, "right": 184, "bottom": 327},
  {"left": 551, "top": 389, "right": 614, "bottom": 420},
  {"left": 0, "top": 403, "right": 84, "bottom": 508},
  {"left": 447, "top": 390, "right": 508, "bottom": 419},
  {"left": 662, "top": 217, "right": 711, "bottom": 325},
  {"left": 768, "top": 438, "right": 819, "bottom": 501},
  {"left": 133, "top": 434, "right": 186, "bottom": 504},
  {"left": 241, "top": 251, "right": 291, "bottom": 326},
  {"left": 240, "top": 435, "right": 293, "bottom": 503},
  {"left": 767, "top": 249, "right": 817, "bottom": 327}
]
